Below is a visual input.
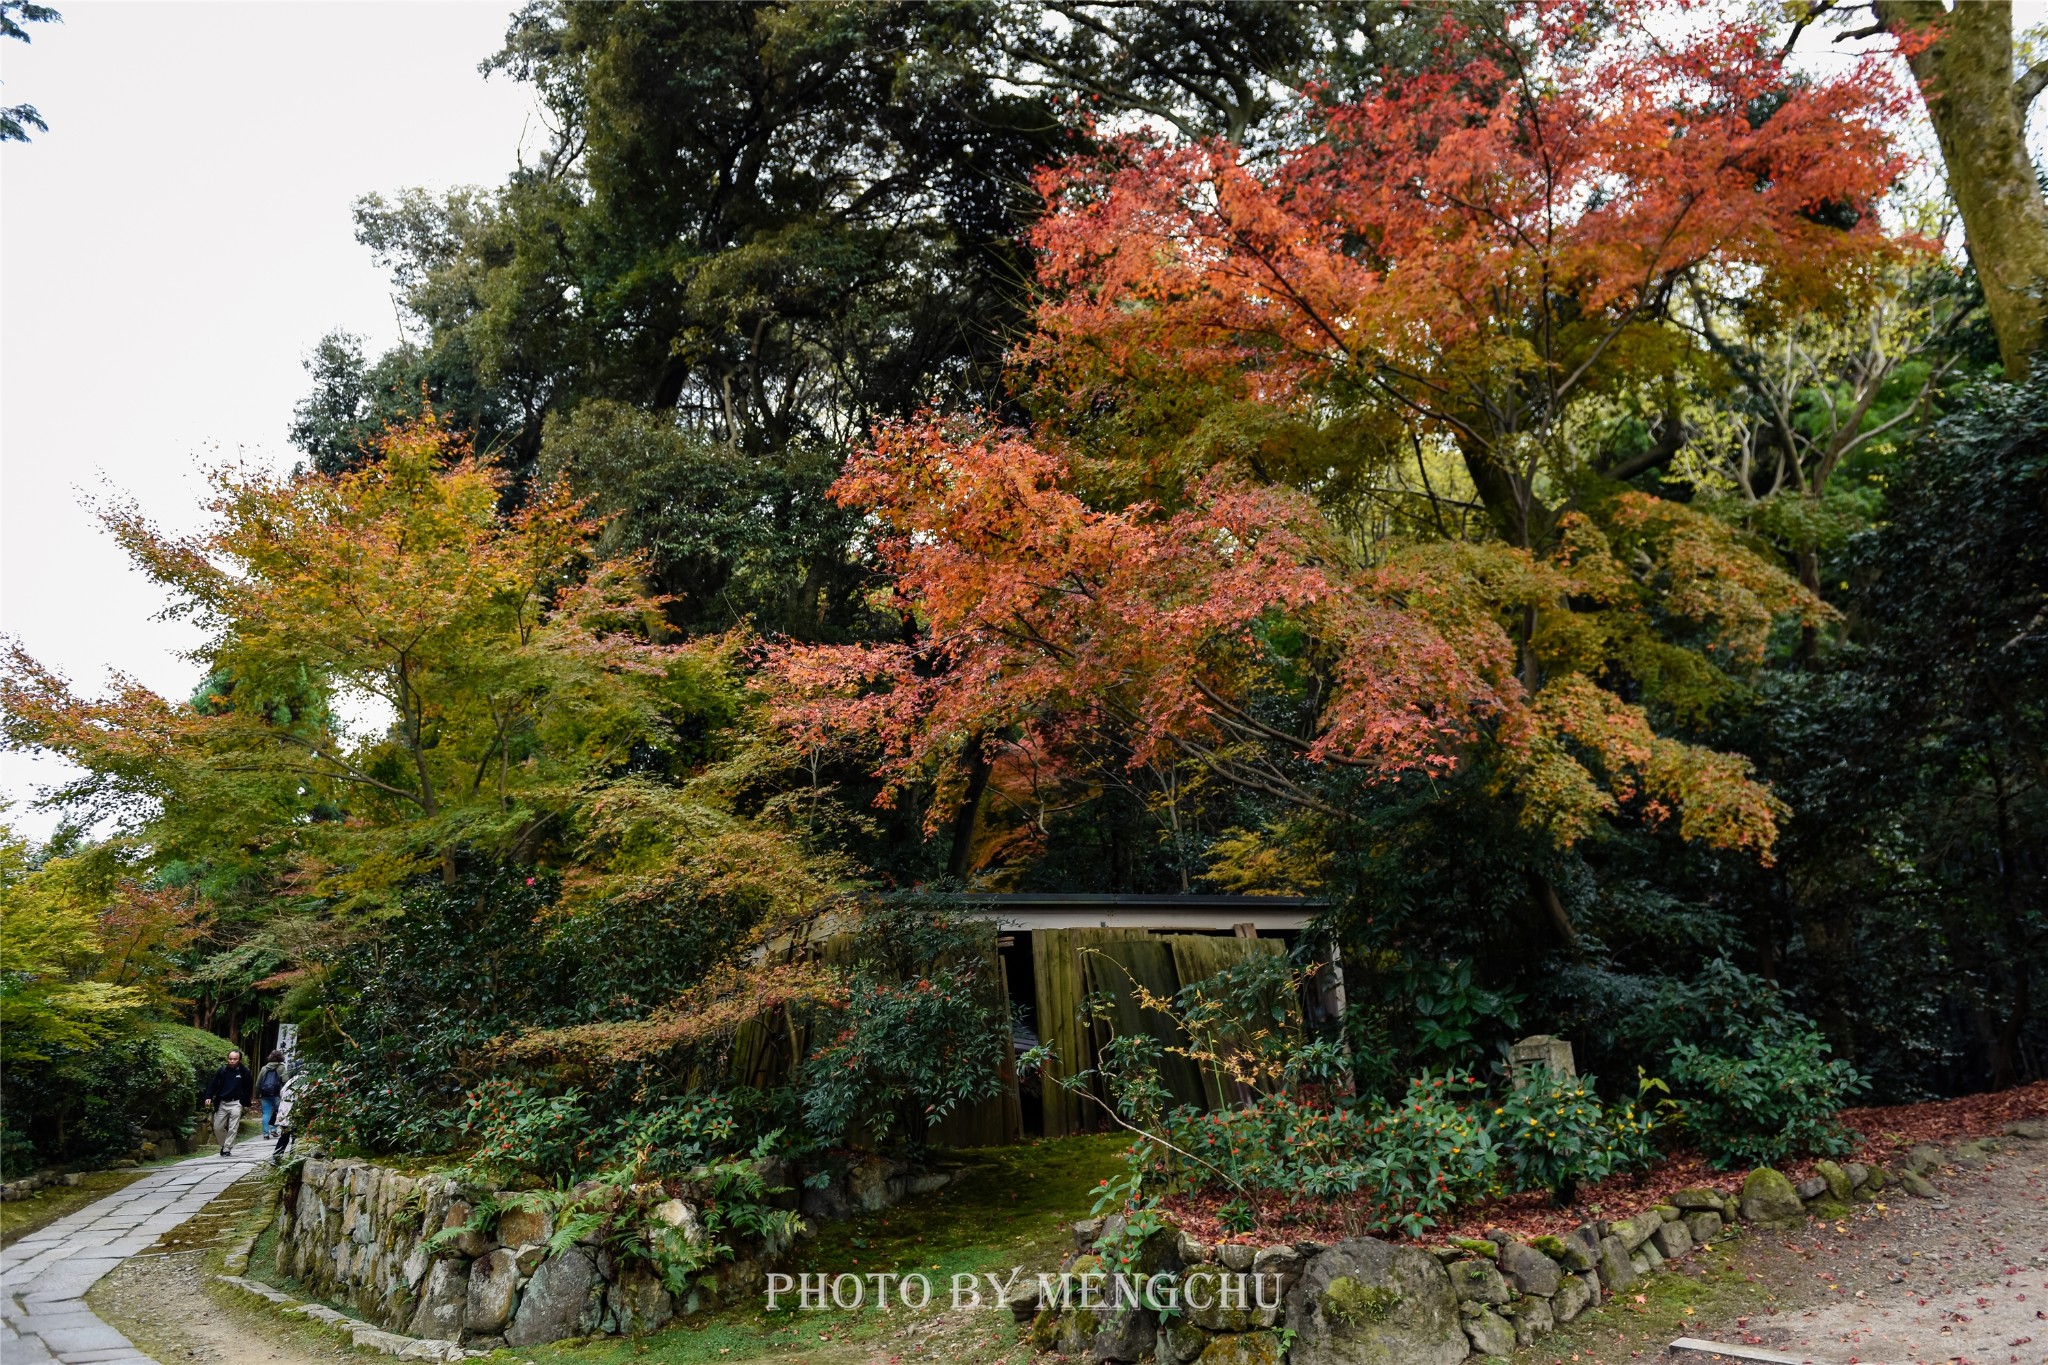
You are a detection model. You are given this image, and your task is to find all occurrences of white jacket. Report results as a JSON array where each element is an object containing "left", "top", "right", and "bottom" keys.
[{"left": 275, "top": 1075, "right": 307, "bottom": 1129}]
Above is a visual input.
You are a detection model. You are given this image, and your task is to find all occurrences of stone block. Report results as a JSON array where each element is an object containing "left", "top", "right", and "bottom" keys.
[
  {"left": 1551, "top": 1273, "right": 1594, "bottom": 1323},
  {"left": 440, "top": 1201, "right": 492, "bottom": 1260},
  {"left": 1089, "top": 1303, "right": 1156, "bottom": 1363},
  {"left": 1738, "top": 1168, "right": 1804, "bottom": 1226},
  {"left": 1285, "top": 1238, "right": 1469, "bottom": 1365},
  {"left": 1553, "top": 1226, "right": 1600, "bottom": 1272},
  {"left": 1182, "top": 1266, "right": 1277, "bottom": 1331},
  {"left": 1192, "top": 1330, "right": 1281, "bottom": 1365},
  {"left": 1898, "top": 1170, "right": 1938, "bottom": 1199},
  {"left": 1157, "top": 1319, "right": 1208, "bottom": 1365},
  {"left": 401, "top": 1252, "right": 466, "bottom": 1342},
  {"left": 464, "top": 1249, "right": 519, "bottom": 1335},
  {"left": 493, "top": 1205, "right": 551, "bottom": 1249},
  {"left": 1462, "top": 1307, "right": 1514, "bottom": 1357},
  {"left": 1029, "top": 1309, "right": 1063, "bottom": 1355},
  {"left": 1497, "top": 1242, "right": 1560, "bottom": 1297},
  {"left": 1508, "top": 1035, "right": 1576, "bottom": 1081},
  {"left": 1683, "top": 1210, "right": 1723, "bottom": 1245},
  {"left": 605, "top": 1262, "right": 673, "bottom": 1336},
  {"left": 1511, "top": 1294, "right": 1553, "bottom": 1346},
  {"left": 505, "top": 1248, "right": 602, "bottom": 1347},
  {"left": 1650, "top": 1219, "right": 1692, "bottom": 1261},
  {"left": 1596, "top": 1235, "right": 1636, "bottom": 1294},
  {"left": 1250, "top": 1245, "right": 1301, "bottom": 1300},
  {"left": 1605, "top": 1213, "right": 1658, "bottom": 1252},
  {"left": 1004, "top": 1280, "right": 1042, "bottom": 1323},
  {"left": 1446, "top": 1259, "right": 1509, "bottom": 1305}
]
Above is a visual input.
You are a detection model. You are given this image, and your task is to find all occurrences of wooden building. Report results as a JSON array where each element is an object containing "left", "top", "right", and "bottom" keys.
[{"left": 963, "top": 893, "right": 1328, "bottom": 1141}]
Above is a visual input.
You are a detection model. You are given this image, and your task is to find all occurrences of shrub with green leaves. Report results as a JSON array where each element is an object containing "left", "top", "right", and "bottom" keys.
[
  {"left": 1, "top": 1022, "right": 222, "bottom": 1176},
  {"left": 1666, "top": 1020, "right": 1865, "bottom": 1168},
  {"left": 1493, "top": 1065, "right": 1661, "bottom": 1204},
  {"left": 456, "top": 1081, "right": 593, "bottom": 1186},
  {"left": 609, "top": 1093, "right": 745, "bottom": 1179},
  {"left": 798, "top": 900, "right": 1008, "bottom": 1153}
]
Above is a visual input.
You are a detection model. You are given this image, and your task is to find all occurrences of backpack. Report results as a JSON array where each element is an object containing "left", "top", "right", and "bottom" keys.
[{"left": 258, "top": 1064, "right": 285, "bottom": 1099}]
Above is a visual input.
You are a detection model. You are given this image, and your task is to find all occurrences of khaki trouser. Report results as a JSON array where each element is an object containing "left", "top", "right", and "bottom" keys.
[{"left": 212, "top": 1100, "right": 243, "bottom": 1153}]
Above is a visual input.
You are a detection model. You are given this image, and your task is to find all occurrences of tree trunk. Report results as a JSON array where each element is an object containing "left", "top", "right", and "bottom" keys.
[
  {"left": 945, "top": 732, "right": 994, "bottom": 881},
  {"left": 1796, "top": 546, "right": 1823, "bottom": 665},
  {"left": 1457, "top": 438, "right": 1546, "bottom": 548},
  {"left": 1533, "top": 875, "right": 1585, "bottom": 960},
  {"left": 1879, "top": 0, "right": 2048, "bottom": 378}
]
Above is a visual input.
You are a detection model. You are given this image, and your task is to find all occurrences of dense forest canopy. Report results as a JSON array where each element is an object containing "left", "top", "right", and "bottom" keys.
[{"left": 1, "top": 0, "right": 2043, "bottom": 1183}]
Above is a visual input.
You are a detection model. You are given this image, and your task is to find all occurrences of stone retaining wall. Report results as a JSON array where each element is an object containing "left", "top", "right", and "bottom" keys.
[
  {"left": 1020, "top": 1143, "right": 1978, "bottom": 1365},
  {"left": 267, "top": 1126, "right": 2039, "bottom": 1357},
  {"left": 0, "top": 1169, "right": 84, "bottom": 1202},
  {"left": 272, "top": 1157, "right": 783, "bottom": 1349},
  {"left": 267, "top": 1151, "right": 964, "bottom": 1349}
]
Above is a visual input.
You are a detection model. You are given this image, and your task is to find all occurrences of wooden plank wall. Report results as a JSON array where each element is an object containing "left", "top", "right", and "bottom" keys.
[
  {"left": 1085, "top": 937, "right": 1210, "bottom": 1112},
  {"left": 1164, "top": 934, "right": 1285, "bottom": 1111},
  {"left": 1030, "top": 928, "right": 1287, "bottom": 1138},
  {"left": 1032, "top": 928, "right": 1148, "bottom": 1137},
  {"left": 724, "top": 923, "right": 1295, "bottom": 1145}
]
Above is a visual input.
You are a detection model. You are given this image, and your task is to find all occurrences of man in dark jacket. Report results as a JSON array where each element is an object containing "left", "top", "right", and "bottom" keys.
[{"left": 201, "top": 1050, "right": 254, "bottom": 1156}]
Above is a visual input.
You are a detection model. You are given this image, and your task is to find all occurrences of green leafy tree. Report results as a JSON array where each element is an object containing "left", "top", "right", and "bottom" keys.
[
  {"left": 0, "top": 822, "right": 146, "bottom": 1067},
  {"left": 0, "top": 414, "right": 764, "bottom": 908},
  {"left": 1, "top": 1, "right": 59, "bottom": 144}
]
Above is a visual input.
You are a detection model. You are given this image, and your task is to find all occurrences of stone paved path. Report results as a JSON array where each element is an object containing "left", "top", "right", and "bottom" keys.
[{"left": 0, "top": 1147, "right": 267, "bottom": 1365}]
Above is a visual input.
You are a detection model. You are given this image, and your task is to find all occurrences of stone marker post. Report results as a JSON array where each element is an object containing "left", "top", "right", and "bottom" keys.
[{"left": 1509, "top": 1034, "right": 1577, "bottom": 1081}]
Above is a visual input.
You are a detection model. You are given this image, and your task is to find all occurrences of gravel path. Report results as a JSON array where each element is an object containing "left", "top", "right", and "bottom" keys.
[
  {"left": 89, "top": 1249, "right": 355, "bottom": 1365},
  {"left": 1710, "top": 1134, "right": 2048, "bottom": 1364},
  {"left": 0, "top": 1147, "right": 266, "bottom": 1365}
]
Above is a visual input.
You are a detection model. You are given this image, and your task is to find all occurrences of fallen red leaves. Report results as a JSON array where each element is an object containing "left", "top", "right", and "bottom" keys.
[
  {"left": 1160, "top": 1083, "right": 2048, "bottom": 1250},
  {"left": 1836, "top": 1080, "right": 2048, "bottom": 1158}
]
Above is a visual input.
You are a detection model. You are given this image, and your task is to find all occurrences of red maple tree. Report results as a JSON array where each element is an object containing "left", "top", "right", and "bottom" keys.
[
  {"left": 1025, "top": 0, "right": 1916, "bottom": 546},
  {"left": 768, "top": 0, "right": 1913, "bottom": 869},
  {"left": 767, "top": 416, "right": 1799, "bottom": 859}
]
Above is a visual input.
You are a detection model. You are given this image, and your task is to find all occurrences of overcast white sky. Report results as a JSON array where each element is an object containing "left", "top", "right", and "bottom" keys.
[{"left": 1, "top": 2, "right": 538, "bottom": 837}]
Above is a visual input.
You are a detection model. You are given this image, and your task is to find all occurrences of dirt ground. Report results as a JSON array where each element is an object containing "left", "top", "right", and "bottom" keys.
[
  {"left": 91, "top": 1248, "right": 359, "bottom": 1365},
  {"left": 1533, "top": 1129, "right": 2048, "bottom": 1364}
]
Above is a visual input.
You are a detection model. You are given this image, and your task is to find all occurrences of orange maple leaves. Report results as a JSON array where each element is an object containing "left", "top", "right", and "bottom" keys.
[
  {"left": 767, "top": 418, "right": 1793, "bottom": 856},
  {"left": 767, "top": 418, "right": 1516, "bottom": 795},
  {"left": 761, "top": 0, "right": 1904, "bottom": 862},
  {"left": 1025, "top": 1, "right": 1913, "bottom": 436}
]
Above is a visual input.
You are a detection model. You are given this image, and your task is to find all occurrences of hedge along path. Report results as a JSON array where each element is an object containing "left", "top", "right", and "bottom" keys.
[{"left": 0, "top": 1146, "right": 267, "bottom": 1365}]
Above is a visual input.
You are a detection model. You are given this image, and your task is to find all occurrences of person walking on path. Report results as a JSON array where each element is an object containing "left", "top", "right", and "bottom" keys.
[
  {"left": 202, "top": 1048, "right": 253, "bottom": 1156},
  {"left": 272, "top": 1069, "right": 307, "bottom": 1164},
  {"left": 256, "top": 1048, "right": 287, "bottom": 1135}
]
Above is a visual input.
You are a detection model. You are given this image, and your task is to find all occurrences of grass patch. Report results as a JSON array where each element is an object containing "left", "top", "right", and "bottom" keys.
[
  {"left": 1526, "top": 1235, "right": 1784, "bottom": 1363},
  {"left": 246, "top": 1207, "right": 284, "bottom": 1282},
  {"left": 0, "top": 1153, "right": 196, "bottom": 1248},
  {"left": 488, "top": 1135, "right": 1126, "bottom": 1365}
]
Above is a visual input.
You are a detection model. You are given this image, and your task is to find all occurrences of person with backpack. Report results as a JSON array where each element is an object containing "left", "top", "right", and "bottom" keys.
[{"left": 255, "top": 1050, "right": 287, "bottom": 1136}]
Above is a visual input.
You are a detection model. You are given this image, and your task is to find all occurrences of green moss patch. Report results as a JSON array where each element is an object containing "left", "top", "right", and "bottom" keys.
[{"left": 1321, "top": 1276, "right": 1399, "bottom": 1326}]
